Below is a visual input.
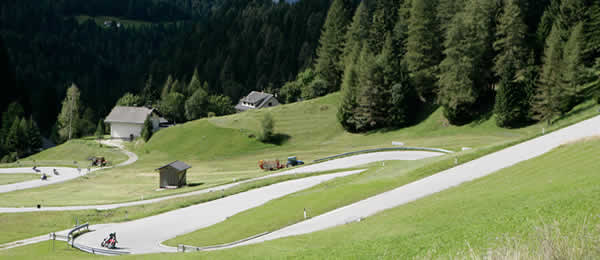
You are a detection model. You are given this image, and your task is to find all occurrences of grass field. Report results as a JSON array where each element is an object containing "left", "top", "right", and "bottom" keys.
[
  {"left": 2, "top": 135, "right": 598, "bottom": 259},
  {"left": 0, "top": 174, "right": 39, "bottom": 185}
]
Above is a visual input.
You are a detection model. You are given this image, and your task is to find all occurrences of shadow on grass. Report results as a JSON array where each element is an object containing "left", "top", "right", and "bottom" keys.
[
  {"left": 187, "top": 182, "right": 205, "bottom": 187},
  {"left": 263, "top": 133, "right": 291, "bottom": 146}
]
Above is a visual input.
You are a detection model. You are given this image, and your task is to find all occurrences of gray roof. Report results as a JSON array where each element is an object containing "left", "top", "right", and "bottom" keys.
[
  {"left": 156, "top": 160, "right": 191, "bottom": 172},
  {"left": 104, "top": 106, "right": 155, "bottom": 124},
  {"left": 241, "top": 91, "right": 273, "bottom": 104}
]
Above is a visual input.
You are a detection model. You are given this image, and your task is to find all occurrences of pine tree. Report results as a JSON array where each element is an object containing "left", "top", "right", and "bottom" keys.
[
  {"left": 184, "top": 87, "right": 209, "bottom": 121},
  {"left": 341, "top": 1, "right": 370, "bottom": 65},
  {"left": 407, "top": 0, "right": 443, "bottom": 102},
  {"left": 141, "top": 117, "right": 153, "bottom": 142},
  {"left": 338, "top": 61, "right": 361, "bottom": 132},
  {"left": 161, "top": 75, "right": 173, "bottom": 100},
  {"left": 95, "top": 119, "right": 105, "bottom": 140},
  {"left": 587, "top": 3, "right": 600, "bottom": 61},
  {"left": 355, "top": 48, "right": 387, "bottom": 131},
  {"left": 437, "top": 0, "right": 466, "bottom": 34},
  {"left": 5, "top": 118, "right": 20, "bottom": 154},
  {"left": 187, "top": 69, "right": 203, "bottom": 96},
  {"left": 314, "top": 0, "right": 352, "bottom": 93},
  {"left": 26, "top": 117, "right": 42, "bottom": 153},
  {"left": 57, "top": 83, "right": 81, "bottom": 141},
  {"left": 438, "top": 0, "right": 496, "bottom": 125},
  {"left": 532, "top": 24, "right": 564, "bottom": 124},
  {"left": 562, "top": 22, "right": 586, "bottom": 106},
  {"left": 494, "top": 0, "right": 531, "bottom": 128},
  {"left": 369, "top": 0, "right": 399, "bottom": 54}
]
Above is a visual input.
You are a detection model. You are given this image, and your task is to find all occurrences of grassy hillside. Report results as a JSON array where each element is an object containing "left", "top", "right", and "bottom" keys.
[{"left": 3, "top": 137, "right": 599, "bottom": 259}]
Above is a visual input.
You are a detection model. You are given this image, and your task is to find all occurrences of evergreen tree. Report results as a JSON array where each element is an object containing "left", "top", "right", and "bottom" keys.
[
  {"left": 26, "top": 117, "right": 42, "bottom": 153},
  {"left": 116, "top": 93, "right": 142, "bottom": 106},
  {"left": 95, "top": 119, "right": 105, "bottom": 140},
  {"left": 5, "top": 118, "right": 21, "bottom": 154},
  {"left": 161, "top": 75, "right": 173, "bottom": 100},
  {"left": 562, "top": 22, "right": 586, "bottom": 106},
  {"left": 494, "top": 0, "right": 531, "bottom": 127},
  {"left": 355, "top": 48, "right": 387, "bottom": 131},
  {"left": 532, "top": 24, "right": 564, "bottom": 124},
  {"left": 184, "top": 87, "right": 209, "bottom": 121},
  {"left": 437, "top": 0, "right": 466, "bottom": 34},
  {"left": 587, "top": 3, "right": 600, "bottom": 61},
  {"left": 438, "top": 0, "right": 496, "bottom": 125},
  {"left": 57, "top": 83, "right": 81, "bottom": 141},
  {"left": 337, "top": 62, "right": 360, "bottom": 132},
  {"left": 407, "top": 0, "right": 443, "bottom": 101},
  {"left": 341, "top": 1, "right": 370, "bottom": 65},
  {"left": 187, "top": 69, "right": 203, "bottom": 96},
  {"left": 18, "top": 117, "right": 29, "bottom": 155},
  {"left": 141, "top": 117, "right": 153, "bottom": 142},
  {"left": 160, "top": 92, "right": 185, "bottom": 123},
  {"left": 369, "top": 0, "right": 399, "bottom": 53},
  {"left": 314, "top": 0, "right": 352, "bottom": 93}
]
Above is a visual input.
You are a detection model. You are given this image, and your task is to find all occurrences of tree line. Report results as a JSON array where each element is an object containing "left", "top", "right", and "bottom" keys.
[
  {"left": 294, "top": 0, "right": 600, "bottom": 132},
  {"left": 0, "top": 0, "right": 330, "bottom": 138}
]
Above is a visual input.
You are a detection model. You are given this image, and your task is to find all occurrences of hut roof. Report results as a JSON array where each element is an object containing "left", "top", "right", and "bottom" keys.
[{"left": 156, "top": 160, "right": 191, "bottom": 172}]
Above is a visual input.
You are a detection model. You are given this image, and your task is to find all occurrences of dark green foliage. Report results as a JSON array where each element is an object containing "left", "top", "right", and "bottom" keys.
[
  {"left": 184, "top": 87, "right": 209, "bottom": 121},
  {"left": 407, "top": 0, "right": 443, "bottom": 101},
  {"left": 116, "top": 93, "right": 143, "bottom": 107},
  {"left": 437, "top": 0, "right": 465, "bottom": 35},
  {"left": 532, "top": 24, "right": 564, "bottom": 124},
  {"left": 493, "top": 0, "right": 532, "bottom": 128},
  {"left": 279, "top": 68, "right": 317, "bottom": 103},
  {"left": 302, "top": 79, "right": 328, "bottom": 100},
  {"left": 159, "top": 92, "right": 186, "bottom": 123},
  {"left": 25, "top": 117, "right": 43, "bottom": 152},
  {"left": 259, "top": 113, "right": 275, "bottom": 143},
  {"left": 587, "top": 3, "right": 600, "bottom": 61},
  {"left": 314, "top": 0, "right": 353, "bottom": 93},
  {"left": 438, "top": 0, "right": 496, "bottom": 125},
  {"left": 141, "top": 117, "right": 153, "bottom": 142},
  {"left": 207, "top": 95, "right": 234, "bottom": 116},
  {"left": 337, "top": 62, "right": 361, "bottom": 132},
  {"left": 95, "top": 120, "right": 105, "bottom": 139},
  {"left": 562, "top": 22, "right": 587, "bottom": 105}
]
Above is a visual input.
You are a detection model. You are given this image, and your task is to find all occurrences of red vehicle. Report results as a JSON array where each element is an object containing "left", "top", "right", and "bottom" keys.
[{"left": 258, "top": 160, "right": 285, "bottom": 171}]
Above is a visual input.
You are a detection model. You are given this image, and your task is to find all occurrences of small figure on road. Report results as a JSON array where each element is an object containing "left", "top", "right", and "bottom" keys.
[
  {"left": 53, "top": 168, "right": 59, "bottom": 175},
  {"left": 41, "top": 173, "right": 48, "bottom": 180}
]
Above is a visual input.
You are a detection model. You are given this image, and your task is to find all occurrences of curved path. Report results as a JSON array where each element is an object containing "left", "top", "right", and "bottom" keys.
[
  {"left": 0, "top": 151, "right": 441, "bottom": 213},
  {"left": 221, "top": 115, "right": 600, "bottom": 250},
  {"left": 75, "top": 170, "right": 366, "bottom": 254},
  {"left": 0, "top": 140, "right": 137, "bottom": 194}
]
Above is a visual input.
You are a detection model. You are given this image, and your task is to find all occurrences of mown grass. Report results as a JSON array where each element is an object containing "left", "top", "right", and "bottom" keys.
[
  {"left": 0, "top": 174, "right": 39, "bottom": 185},
  {"left": 2, "top": 131, "right": 599, "bottom": 259}
]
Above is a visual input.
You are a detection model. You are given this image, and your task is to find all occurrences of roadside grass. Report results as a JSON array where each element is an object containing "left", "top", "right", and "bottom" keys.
[
  {"left": 0, "top": 94, "right": 595, "bottom": 206},
  {"left": 0, "top": 167, "right": 360, "bottom": 245},
  {"left": 2, "top": 129, "right": 599, "bottom": 259},
  {"left": 0, "top": 174, "right": 39, "bottom": 185}
]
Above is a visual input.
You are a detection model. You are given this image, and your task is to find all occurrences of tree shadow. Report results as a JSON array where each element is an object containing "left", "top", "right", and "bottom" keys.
[
  {"left": 265, "top": 133, "right": 291, "bottom": 146},
  {"left": 553, "top": 101, "right": 597, "bottom": 124}
]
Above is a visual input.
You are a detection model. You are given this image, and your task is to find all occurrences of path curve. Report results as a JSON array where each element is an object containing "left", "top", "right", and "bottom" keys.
[
  {"left": 0, "top": 151, "right": 441, "bottom": 213},
  {"left": 221, "top": 115, "right": 600, "bottom": 250},
  {"left": 74, "top": 170, "right": 366, "bottom": 254},
  {"left": 0, "top": 139, "right": 137, "bottom": 194}
]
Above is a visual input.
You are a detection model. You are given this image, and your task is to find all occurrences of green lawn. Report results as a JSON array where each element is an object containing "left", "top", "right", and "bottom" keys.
[
  {"left": 2, "top": 132, "right": 599, "bottom": 259},
  {"left": 0, "top": 94, "right": 595, "bottom": 206},
  {"left": 0, "top": 174, "right": 39, "bottom": 185}
]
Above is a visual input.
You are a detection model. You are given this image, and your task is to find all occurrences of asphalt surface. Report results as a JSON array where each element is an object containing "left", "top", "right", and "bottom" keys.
[
  {"left": 224, "top": 115, "right": 600, "bottom": 249},
  {"left": 75, "top": 170, "right": 366, "bottom": 254},
  {"left": 0, "top": 151, "right": 441, "bottom": 213}
]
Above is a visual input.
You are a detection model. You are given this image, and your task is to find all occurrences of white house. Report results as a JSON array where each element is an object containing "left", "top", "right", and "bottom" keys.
[
  {"left": 104, "top": 106, "right": 163, "bottom": 139},
  {"left": 235, "top": 91, "right": 280, "bottom": 112}
]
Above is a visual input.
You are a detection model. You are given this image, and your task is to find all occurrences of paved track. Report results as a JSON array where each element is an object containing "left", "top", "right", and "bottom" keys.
[
  {"left": 0, "top": 151, "right": 441, "bottom": 213},
  {"left": 0, "top": 140, "right": 136, "bottom": 194},
  {"left": 223, "top": 115, "right": 600, "bottom": 249},
  {"left": 75, "top": 170, "right": 366, "bottom": 254}
]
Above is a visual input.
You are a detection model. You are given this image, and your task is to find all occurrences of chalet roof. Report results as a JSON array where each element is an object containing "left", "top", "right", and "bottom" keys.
[
  {"left": 104, "top": 106, "right": 156, "bottom": 124},
  {"left": 156, "top": 160, "right": 191, "bottom": 172},
  {"left": 241, "top": 91, "right": 273, "bottom": 104}
]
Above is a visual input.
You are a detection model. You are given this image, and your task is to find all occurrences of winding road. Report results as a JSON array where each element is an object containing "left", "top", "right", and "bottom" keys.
[
  {"left": 221, "top": 115, "right": 600, "bottom": 250},
  {"left": 0, "top": 140, "right": 137, "bottom": 194},
  {"left": 0, "top": 151, "right": 441, "bottom": 213}
]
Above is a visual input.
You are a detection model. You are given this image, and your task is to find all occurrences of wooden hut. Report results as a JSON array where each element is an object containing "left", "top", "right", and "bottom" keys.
[{"left": 155, "top": 161, "right": 191, "bottom": 188}]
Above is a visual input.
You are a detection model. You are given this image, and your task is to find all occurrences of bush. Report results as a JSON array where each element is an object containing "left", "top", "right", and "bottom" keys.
[{"left": 258, "top": 113, "right": 275, "bottom": 143}]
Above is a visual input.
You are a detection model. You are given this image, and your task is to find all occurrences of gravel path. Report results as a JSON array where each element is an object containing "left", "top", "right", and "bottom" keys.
[
  {"left": 223, "top": 115, "right": 600, "bottom": 249},
  {"left": 0, "top": 151, "right": 441, "bottom": 213},
  {"left": 74, "top": 170, "right": 366, "bottom": 254},
  {"left": 0, "top": 140, "right": 136, "bottom": 194}
]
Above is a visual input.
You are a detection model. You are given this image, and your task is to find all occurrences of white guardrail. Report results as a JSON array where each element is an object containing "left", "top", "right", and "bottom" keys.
[
  {"left": 178, "top": 232, "right": 270, "bottom": 252},
  {"left": 49, "top": 223, "right": 130, "bottom": 256},
  {"left": 313, "top": 147, "right": 454, "bottom": 163}
]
